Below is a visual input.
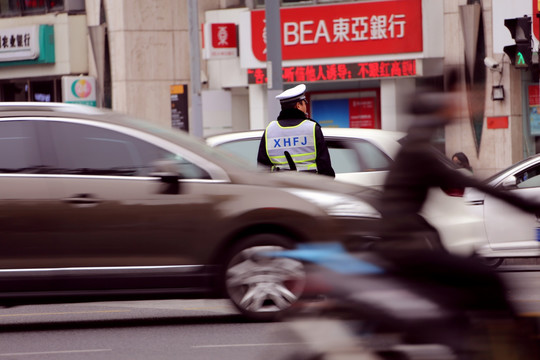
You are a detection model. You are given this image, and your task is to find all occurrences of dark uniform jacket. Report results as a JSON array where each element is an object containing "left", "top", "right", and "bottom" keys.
[{"left": 257, "top": 108, "right": 335, "bottom": 177}]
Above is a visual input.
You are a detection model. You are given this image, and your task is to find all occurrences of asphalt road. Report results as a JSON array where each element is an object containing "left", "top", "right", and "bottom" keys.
[
  {"left": 0, "top": 268, "right": 539, "bottom": 360},
  {"left": 0, "top": 300, "right": 303, "bottom": 360},
  {"left": 499, "top": 264, "right": 540, "bottom": 316}
]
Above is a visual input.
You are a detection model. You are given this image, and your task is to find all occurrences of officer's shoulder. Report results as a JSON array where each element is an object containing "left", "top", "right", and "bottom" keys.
[{"left": 309, "top": 119, "right": 323, "bottom": 129}]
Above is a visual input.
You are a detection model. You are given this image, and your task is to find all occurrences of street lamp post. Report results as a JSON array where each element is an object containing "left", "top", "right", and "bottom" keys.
[
  {"left": 265, "top": 1, "right": 283, "bottom": 125},
  {"left": 188, "top": 0, "right": 203, "bottom": 138}
]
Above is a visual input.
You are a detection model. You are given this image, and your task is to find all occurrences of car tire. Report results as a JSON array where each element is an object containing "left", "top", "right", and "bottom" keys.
[{"left": 224, "top": 234, "right": 306, "bottom": 321}]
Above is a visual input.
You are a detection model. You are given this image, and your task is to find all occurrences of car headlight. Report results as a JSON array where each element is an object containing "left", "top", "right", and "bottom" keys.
[{"left": 285, "top": 188, "right": 381, "bottom": 218}]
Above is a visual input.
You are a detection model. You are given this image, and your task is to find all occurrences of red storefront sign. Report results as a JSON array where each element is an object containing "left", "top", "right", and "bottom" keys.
[
  {"left": 203, "top": 23, "right": 238, "bottom": 59},
  {"left": 487, "top": 116, "right": 509, "bottom": 129},
  {"left": 211, "top": 23, "right": 237, "bottom": 48},
  {"left": 529, "top": 84, "right": 540, "bottom": 106},
  {"left": 250, "top": 0, "right": 423, "bottom": 62},
  {"left": 247, "top": 59, "right": 416, "bottom": 84},
  {"left": 350, "top": 98, "right": 376, "bottom": 128}
]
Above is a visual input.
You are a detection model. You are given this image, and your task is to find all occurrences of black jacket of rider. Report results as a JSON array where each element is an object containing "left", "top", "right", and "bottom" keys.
[{"left": 257, "top": 108, "right": 335, "bottom": 178}]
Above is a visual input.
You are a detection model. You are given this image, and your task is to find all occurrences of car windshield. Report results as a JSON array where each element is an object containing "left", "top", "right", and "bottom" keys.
[
  {"left": 483, "top": 155, "right": 540, "bottom": 184},
  {"left": 101, "top": 111, "right": 258, "bottom": 172}
]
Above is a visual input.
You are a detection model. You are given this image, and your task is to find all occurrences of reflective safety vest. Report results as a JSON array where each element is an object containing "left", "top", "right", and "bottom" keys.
[{"left": 265, "top": 120, "right": 317, "bottom": 172}]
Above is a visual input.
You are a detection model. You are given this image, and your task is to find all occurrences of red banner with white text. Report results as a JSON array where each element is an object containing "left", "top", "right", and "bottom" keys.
[{"left": 250, "top": 0, "right": 423, "bottom": 62}]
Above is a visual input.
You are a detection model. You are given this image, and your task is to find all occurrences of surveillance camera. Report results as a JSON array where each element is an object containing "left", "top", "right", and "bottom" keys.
[{"left": 484, "top": 57, "right": 500, "bottom": 70}]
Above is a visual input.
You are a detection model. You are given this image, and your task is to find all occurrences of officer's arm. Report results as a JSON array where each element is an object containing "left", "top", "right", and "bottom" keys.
[
  {"left": 257, "top": 131, "right": 273, "bottom": 168},
  {"left": 314, "top": 125, "right": 335, "bottom": 177}
]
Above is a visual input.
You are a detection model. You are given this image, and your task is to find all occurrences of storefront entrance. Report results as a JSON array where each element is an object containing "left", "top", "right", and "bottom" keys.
[
  {"left": 0, "top": 78, "right": 62, "bottom": 102},
  {"left": 309, "top": 89, "right": 381, "bottom": 129}
]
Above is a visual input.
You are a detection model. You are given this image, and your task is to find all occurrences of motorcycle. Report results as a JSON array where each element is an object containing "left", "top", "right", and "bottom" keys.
[{"left": 264, "top": 243, "right": 540, "bottom": 360}]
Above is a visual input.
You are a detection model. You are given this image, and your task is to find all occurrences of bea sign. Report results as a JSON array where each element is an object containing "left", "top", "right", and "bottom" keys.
[{"left": 250, "top": 0, "right": 423, "bottom": 61}]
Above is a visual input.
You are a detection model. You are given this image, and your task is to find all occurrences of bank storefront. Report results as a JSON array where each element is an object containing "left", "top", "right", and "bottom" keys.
[
  {"left": 0, "top": 4, "right": 89, "bottom": 105},
  {"left": 203, "top": 0, "right": 445, "bottom": 137}
]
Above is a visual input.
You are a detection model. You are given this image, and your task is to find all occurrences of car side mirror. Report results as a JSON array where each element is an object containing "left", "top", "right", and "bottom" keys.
[
  {"left": 500, "top": 175, "right": 517, "bottom": 189},
  {"left": 150, "top": 160, "right": 182, "bottom": 194}
]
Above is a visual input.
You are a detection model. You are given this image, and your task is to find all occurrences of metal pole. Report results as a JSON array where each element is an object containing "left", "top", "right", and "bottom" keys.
[
  {"left": 188, "top": 0, "right": 203, "bottom": 137},
  {"left": 88, "top": 24, "right": 106, "bottom": 108},
  {"left": 265, "top": 1, "right": 283, "bottom": 124}
]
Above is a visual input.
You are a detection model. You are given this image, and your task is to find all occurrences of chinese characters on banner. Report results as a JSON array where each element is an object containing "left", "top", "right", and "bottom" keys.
[
  {"left": 529, "top": 85, "right": 540, "bottom": 135},
  {"left": 0, "top": 26, "right": 38, "bottom": 62},
  {"left": 250, "top": 0, "right": 422, "bottom": 61},
  {"left": 0, "top": 32, "right": 30, "bottom": 49},
  {"left": 349, "top": 98, "right": 375, "bottom": 128},
  {"left": 247, "top": 59, "right": 416, "bottom": 84}
]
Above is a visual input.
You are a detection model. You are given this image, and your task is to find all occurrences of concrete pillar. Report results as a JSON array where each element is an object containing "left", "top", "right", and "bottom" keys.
[
  {"left": 249, "top": 84, "right": 267, "bottom": 130},
  {"left": 380, "top": 78, "right": 416, "bottom": 132}
]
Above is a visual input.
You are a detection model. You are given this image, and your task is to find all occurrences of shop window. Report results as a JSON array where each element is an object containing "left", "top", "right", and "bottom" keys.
[
  {"left": 0, "top": 79, "right": 61, "bottom": 102},
  {"left": 31, "top": 80, "right": 54, "bottom": 102},
  {"left": 310, "top": 89, "right": 381, "bottom": 129},
  {"left": 1, "top": 82, "right": 28, "bottom": 101},
  {"left": 0, "top": 0, "right": 63, "bottom": 16}
]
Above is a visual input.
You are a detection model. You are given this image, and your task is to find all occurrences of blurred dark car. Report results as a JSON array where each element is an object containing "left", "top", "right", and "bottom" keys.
[{"left": 0, "top": 102, "right": 381, "bottom": 320}]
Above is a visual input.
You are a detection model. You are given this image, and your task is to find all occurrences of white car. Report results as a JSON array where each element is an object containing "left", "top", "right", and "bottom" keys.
[
  {"left": 207, "top": 128, "right": 485, "bottom": 258},
  {"left": 465, "top": 154, "right": 540, "bottom": 266}
]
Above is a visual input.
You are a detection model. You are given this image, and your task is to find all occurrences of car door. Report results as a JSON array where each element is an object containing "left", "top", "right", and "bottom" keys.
[
  {"left": 326, "top": 138, "right": 392, "bottom": 189},
  {"left": 40, "top": 119, "right": 223, "bottom": 275},
  {"left": 483, "top": 162, "right": 540, "bottom": 253},
  {"left": 0, "top": 119, "right": 63, "bottom": 270}
]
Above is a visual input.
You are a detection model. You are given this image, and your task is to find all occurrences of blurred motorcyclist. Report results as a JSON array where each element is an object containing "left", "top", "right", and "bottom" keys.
[
  {"left": 268, "top": 69, "right": 540, "bottom": 360},
  {"left": 378, "top": 68, "right": 540, "bottom": 251}
]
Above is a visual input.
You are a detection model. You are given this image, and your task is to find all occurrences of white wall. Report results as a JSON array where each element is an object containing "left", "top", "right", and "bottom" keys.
[
  {"left": 202, "top": 89, "right": 233, "bottom": 136},
  {"left": 380, "top": 78, "right": 416, "bottom": 132},
  {"left": 492, "top": 0, "right": 535, "bottom": 54}
]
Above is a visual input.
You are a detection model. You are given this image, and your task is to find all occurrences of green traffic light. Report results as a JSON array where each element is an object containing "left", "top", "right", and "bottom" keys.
[{"left": 517, "top": 51, "right": 526, "bottom": 65}]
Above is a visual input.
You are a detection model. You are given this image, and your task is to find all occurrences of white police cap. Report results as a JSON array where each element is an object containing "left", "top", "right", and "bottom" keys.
[{"left": 276, "top": 84, "right": 306, "bottom": 104}]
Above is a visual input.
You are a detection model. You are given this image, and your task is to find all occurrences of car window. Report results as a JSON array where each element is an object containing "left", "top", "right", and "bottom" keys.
[
  {"left": 327, "top": 139, "right": 392, "bottom": 173},
  {"left": 0, "top": 120, "right": 43, "bottom": 173},
  {"left": 349, "top": 140, "right": 392, "bottom": 171},
  {"left": 327, "top": 144, "right": 363, "bottom": 173},
  {"left": 215, "top": 137, "right": 393, "bottom": 174},
  {"left": 215, "top": 139, "right": 259, "bottom": 168},
  {"left": 47, "top": 121, "right": 210, "bottom": 179},
  {"left": 516, "top": 164, "right": 540, "bottom": 189}
]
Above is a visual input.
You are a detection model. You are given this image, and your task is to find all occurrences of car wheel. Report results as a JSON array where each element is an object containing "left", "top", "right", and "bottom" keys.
[{"left": 224, "top": 234, "right": 306, "bottom": 321}]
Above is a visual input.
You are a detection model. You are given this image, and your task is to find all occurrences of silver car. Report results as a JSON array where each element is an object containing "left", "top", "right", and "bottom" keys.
[
  {"left": 207, "top": 128, "right": 485, "bottom": 258},
  {"left": 466, "top": 154, "right": 540, "bottom": 266}
]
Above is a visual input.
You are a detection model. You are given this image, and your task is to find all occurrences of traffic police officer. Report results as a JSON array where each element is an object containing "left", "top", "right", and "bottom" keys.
[{"left": 257, "top": 84, "right": 335, "bottom": 177}]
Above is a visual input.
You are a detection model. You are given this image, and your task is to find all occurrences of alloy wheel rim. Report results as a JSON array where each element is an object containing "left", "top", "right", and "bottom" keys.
[{"left": 226, "top": 245, "right": 305, "bottom": 314}]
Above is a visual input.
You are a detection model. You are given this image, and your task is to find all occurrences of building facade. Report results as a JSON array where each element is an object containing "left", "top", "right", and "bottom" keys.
[{"left": 0, "top": 0, "right": 537, "bottom": 178}]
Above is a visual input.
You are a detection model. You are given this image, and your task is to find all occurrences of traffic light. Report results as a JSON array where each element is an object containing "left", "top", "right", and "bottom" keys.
[{"left": 503, "top": 16, "right": 533, "bottom": 69}]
